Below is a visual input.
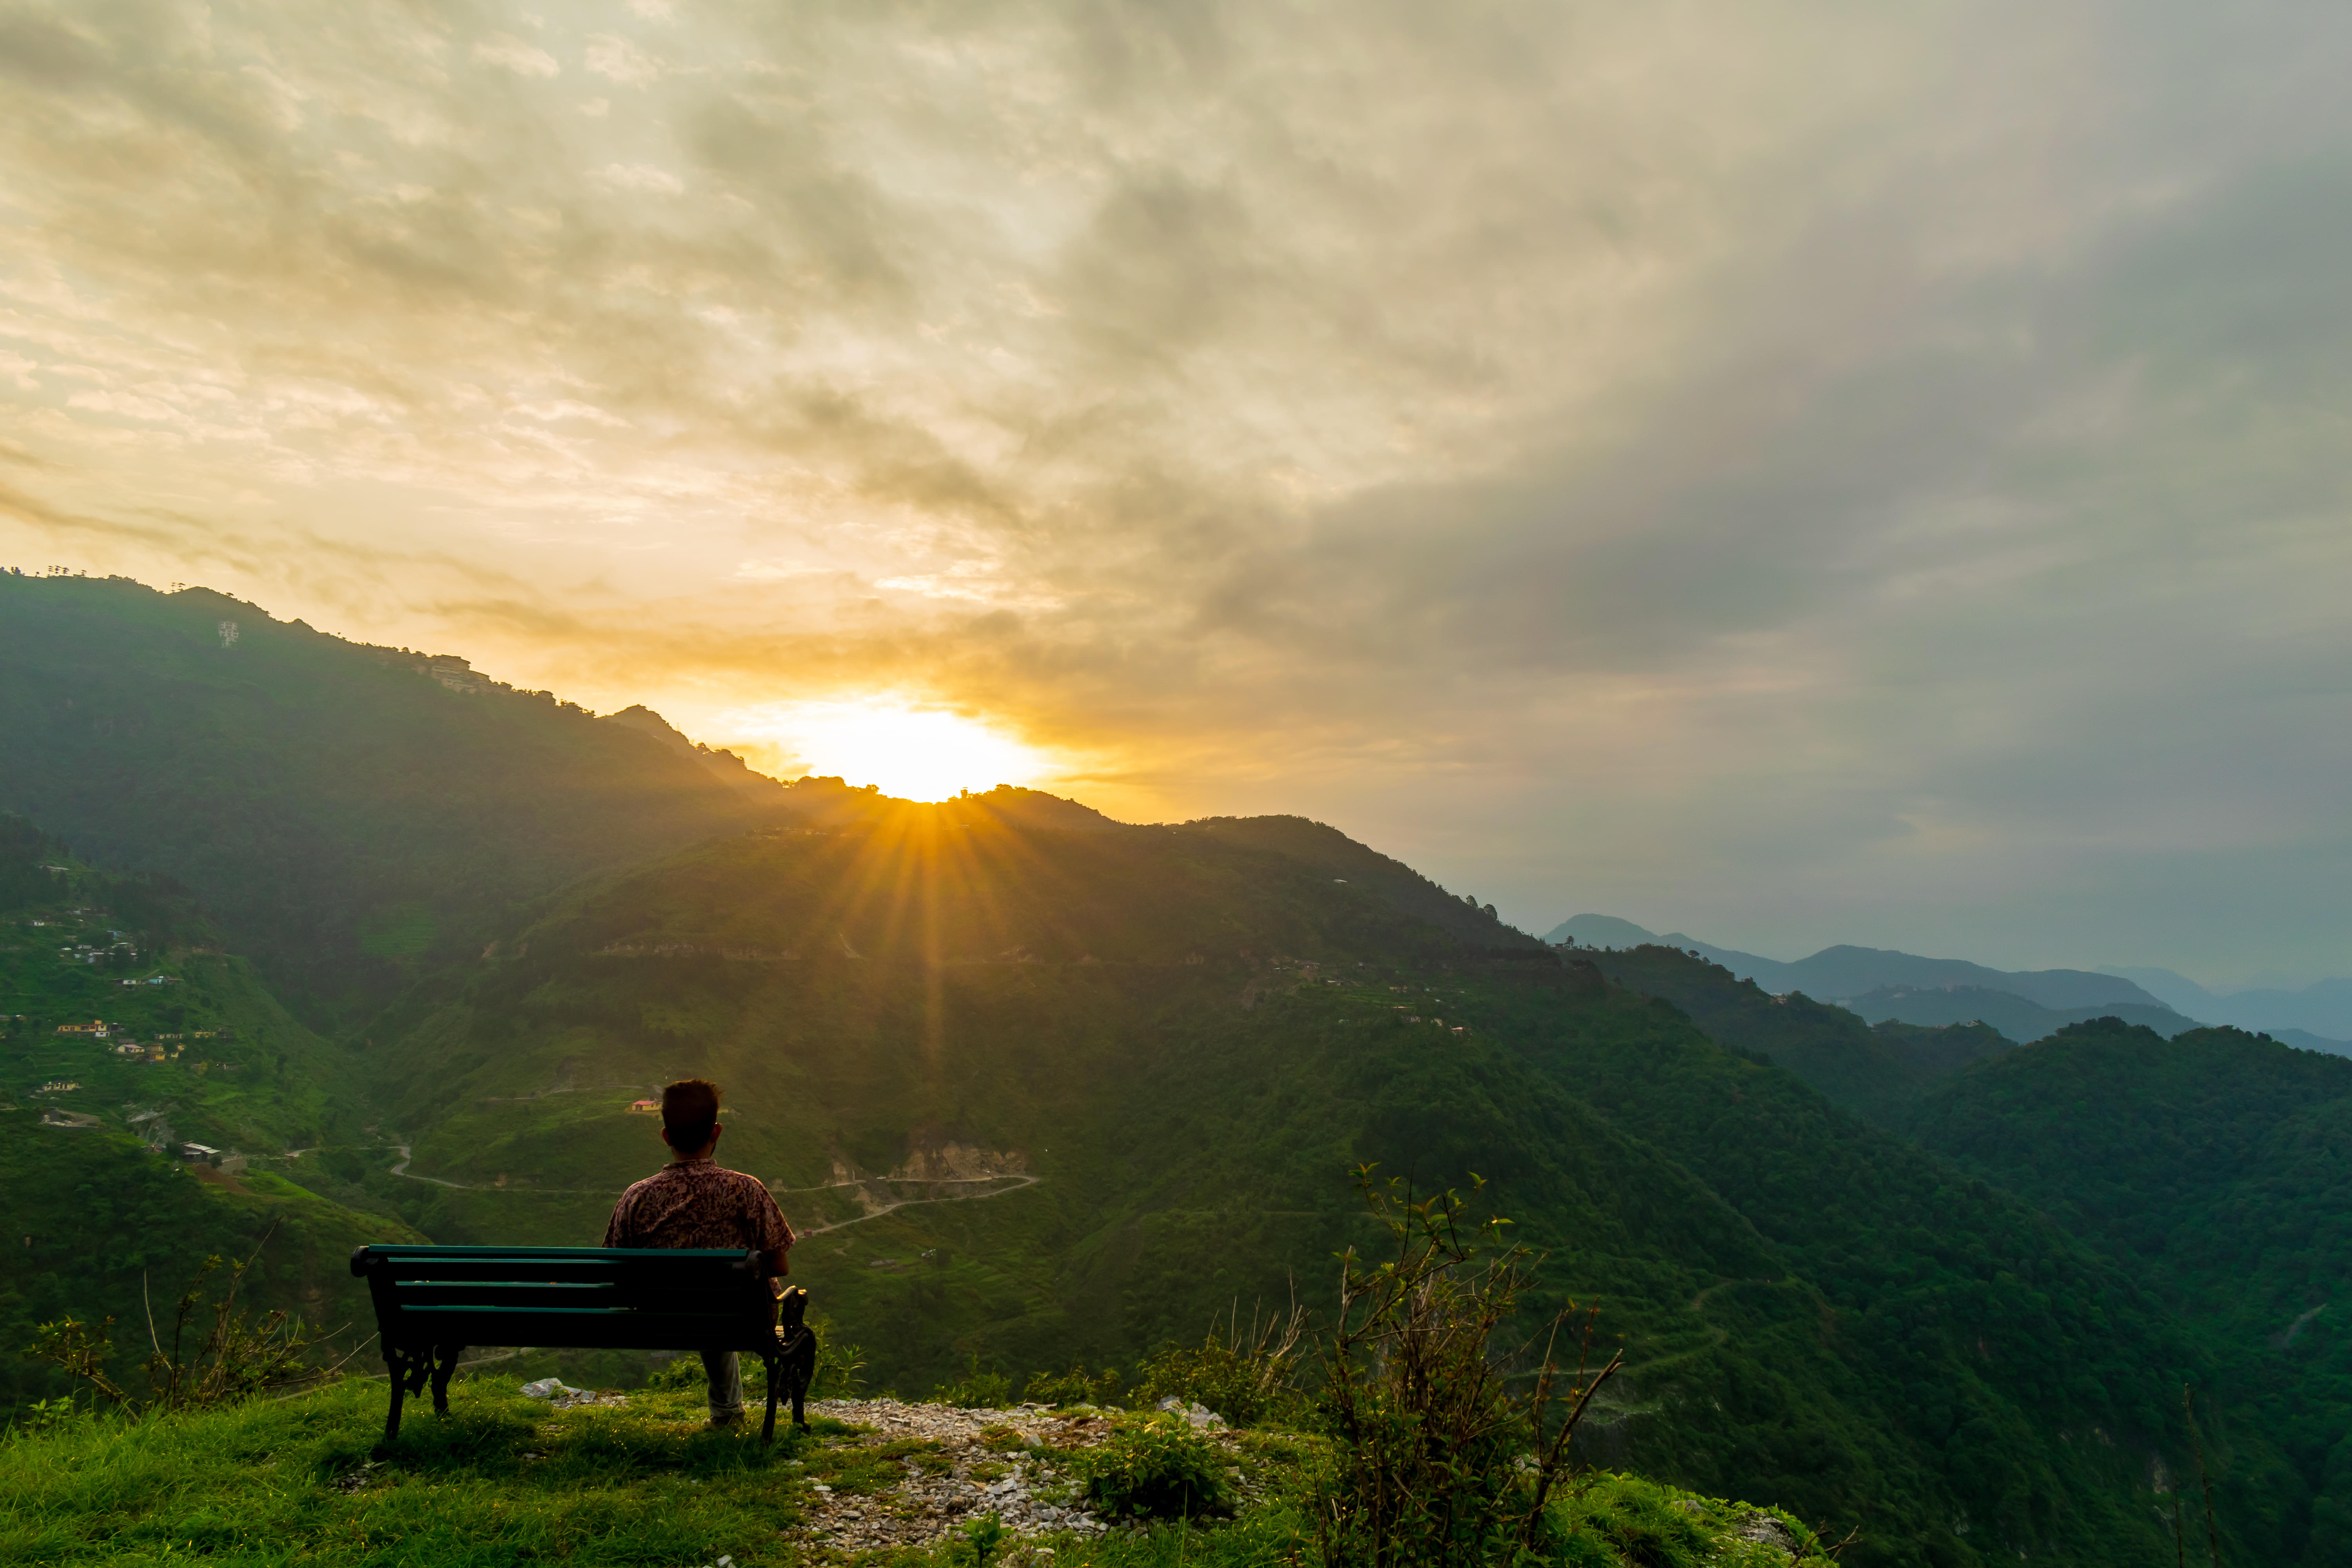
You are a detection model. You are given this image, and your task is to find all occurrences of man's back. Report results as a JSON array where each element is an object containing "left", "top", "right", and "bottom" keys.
[
  {"left": 604, "top": 1077, "right": 796, "bottom": 1429},
  {"left": 604, "top": 1158, "right": 793, "bottom": 1254}
]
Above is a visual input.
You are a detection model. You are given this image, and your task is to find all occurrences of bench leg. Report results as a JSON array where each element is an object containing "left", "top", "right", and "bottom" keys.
[
  {"left": 760, "top": 1352, "right": 781, "bottom": 1445},
  {"left": 791, "top": 1326, "right": 816, "bottom": 1431},
  {"left": 774, "top": 1287, "right": 815, "bottom": 1434},
  {"left": 430, "top": 1344, "right": 464, "bottom": 1415},
  {"left": 381, "top": 1346, "right": 417, "bottom": 1444}
]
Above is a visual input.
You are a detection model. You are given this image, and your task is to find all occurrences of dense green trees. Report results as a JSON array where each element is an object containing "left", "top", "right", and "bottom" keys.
[
  {"left": 1904, "top": 1020, "right": 2352, "bottom": 1566},
  {"left": 1583, "top": 948, "right": 2352, "bottom": 1564}
]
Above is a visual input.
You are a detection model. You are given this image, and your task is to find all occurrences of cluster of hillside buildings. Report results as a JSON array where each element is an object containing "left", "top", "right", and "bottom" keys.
[{"left": 38, "top": 1018, "right": 232, "bottom": 1068}]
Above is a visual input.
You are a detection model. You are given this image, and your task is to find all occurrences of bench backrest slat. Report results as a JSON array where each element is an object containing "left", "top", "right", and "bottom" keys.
[
  {"left": 350, "top": 1244, "right": 777, "bottom": 1353},
  {"left": 363, "top": 1261, "right": 750, "bottom": 1287},
  {"left": 388, "top": 1284, "right": 761, "bottom": 1311}
]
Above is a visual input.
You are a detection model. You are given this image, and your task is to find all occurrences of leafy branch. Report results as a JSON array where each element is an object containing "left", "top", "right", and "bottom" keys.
[
  {"left": 22, "top": 1221, "right": 344, "bottom": 1420},
  {"left": 1315, "top": 1166, "right": 1621, "bottom": 1567}
]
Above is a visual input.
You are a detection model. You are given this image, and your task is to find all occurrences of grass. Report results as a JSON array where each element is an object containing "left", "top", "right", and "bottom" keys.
[
  {"left": 0, "top": 1377, "right": 1839, "bottom": 1567},
  {"left": 1, "top": 1376, "right": 807, "bottom": 1566}
]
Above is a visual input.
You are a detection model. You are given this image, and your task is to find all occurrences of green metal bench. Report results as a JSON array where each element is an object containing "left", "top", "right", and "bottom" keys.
[{"left": 348, "top": 1244, "right": 817, "bottom": 1444}]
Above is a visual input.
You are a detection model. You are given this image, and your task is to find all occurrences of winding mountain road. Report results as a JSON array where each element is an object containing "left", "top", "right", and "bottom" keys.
[{"left": 378, "top": 1143, "right": 1041, "bottom": 1224}]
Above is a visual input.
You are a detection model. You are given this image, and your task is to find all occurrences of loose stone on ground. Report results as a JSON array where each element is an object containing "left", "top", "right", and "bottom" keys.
[{"left": 790, "top": 1398, "right": 1133, "bottom": 1554}]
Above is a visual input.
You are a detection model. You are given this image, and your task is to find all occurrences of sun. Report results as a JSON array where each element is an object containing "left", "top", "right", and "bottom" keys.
[{"left": 722, "top": 699, "right": 1048, "bottom": 802}]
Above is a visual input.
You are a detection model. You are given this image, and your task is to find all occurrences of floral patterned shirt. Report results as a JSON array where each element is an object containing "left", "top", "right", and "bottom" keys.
[{"left": 602, "top": 1158, "right": 796, "bottom": 1259}]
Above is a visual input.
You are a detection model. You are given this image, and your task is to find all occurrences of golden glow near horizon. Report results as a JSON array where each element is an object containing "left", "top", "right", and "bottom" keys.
[
  {"left": 5, "top": 3, "right": 2352, "bottom": 975},
  {"left": 722, "top": 700, "right": 1048, "bottom": 803}
]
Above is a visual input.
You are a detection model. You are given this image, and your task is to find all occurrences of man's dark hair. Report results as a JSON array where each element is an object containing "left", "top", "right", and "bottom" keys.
[{"left": 661, "top": 1078, "right": 722, "bottom": 1153}]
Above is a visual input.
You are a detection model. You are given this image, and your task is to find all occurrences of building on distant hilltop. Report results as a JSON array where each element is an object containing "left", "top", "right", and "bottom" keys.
[
  {"left": 423, "top": 655, "right": 486, "bottom": 693},
  {"left": 55, "top": 1020, "right": 108, "bottom": 1036},
  {"left": 178, "top": 1143, "right": 220, "bottom": 1163},
  {"left": 629, "top": 1098, "right": 660, "bottom": 1114}
]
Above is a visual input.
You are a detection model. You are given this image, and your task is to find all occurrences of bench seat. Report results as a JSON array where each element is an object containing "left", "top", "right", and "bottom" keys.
[{"left": 349, "top": 1244, "right": 817, "bottom": 1445}]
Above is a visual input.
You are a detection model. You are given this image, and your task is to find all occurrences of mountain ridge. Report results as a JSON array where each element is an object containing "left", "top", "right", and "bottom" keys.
[{"left": 1544, "top": 912, "right": 2351, "bottom": 1052}]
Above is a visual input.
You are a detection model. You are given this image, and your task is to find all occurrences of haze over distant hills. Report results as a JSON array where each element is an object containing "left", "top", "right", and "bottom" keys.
[
  {"left": 2099, "top": 965, "right": 2352, "bottom": 1044},
  {"left": 1544, "top": 914, "right": 2352, "bottom": 1056}
]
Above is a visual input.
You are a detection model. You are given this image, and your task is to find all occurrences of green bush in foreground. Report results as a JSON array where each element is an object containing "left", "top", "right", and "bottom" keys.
[
  {"left": 1082, "top": 1412, "right": 1235, "bottom": 1520},
  {"left": 1130, "top": 1303, "right": 1308, "bottom": 1428},
  {"left": 1316, "top": 1171, "right": 1624, "bottom": 1568},
  {"left": 1024, "top": 1361, "right": 1123, "bottom": 1408},
  {"left": 24, "top": 1235, "right": 331, "bottom": 1423},
  {"left": 933, "top": 1352, "right": 1016, "bottom": 1409}
]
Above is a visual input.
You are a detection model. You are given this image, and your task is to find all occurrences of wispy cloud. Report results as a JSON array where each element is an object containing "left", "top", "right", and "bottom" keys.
[{"left": 1, "top": 0, "right": 2349, "bottom": 976}]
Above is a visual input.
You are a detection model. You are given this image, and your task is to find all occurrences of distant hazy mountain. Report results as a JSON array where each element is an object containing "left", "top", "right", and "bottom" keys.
[
  {"left": 1842, "top": 984, "right": 2200, "bottom": 1044},
  {"left": 1544, "top": 916, "right": 2163, "bottom": 1009},
  {"left": 1779, "top": 947, "right": 2163, "bottom": 1010},
  {"left": 1547, "top": 913, "right": 2352, "bottom": 1056},
  {"left": 1544, "top": 913, "right": 1664, "bottom": 949},
  {"left": 2101, "top": 964, "right": 2352, "bottom": 1042}
]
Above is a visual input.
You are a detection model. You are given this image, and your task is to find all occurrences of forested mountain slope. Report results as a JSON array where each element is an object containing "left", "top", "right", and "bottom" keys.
[
  {"left": 0, "top": 574, "right": 789, "bottom": 1022},
  {"left": 0, "top": 814, "right": 420, "bottom": 1416},
  {"left": 1902, "top": 1020, "right": 2352, "bottom": 1564},
  {"left": 355, "top": 819, "right": 2281, "bottom": 1567},
  {"left": 1581, "top": 946, "right": 2348, "bottom": 1561},
  {"left": 1579, "top": 944, "right": 1929, "bottom": 1118}
]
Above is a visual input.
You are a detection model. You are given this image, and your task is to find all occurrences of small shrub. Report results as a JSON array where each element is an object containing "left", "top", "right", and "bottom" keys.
[
  {"left": 961, "top": 1511, "right": 1006, "bottom": 1568},
  {"left": 648, "top": 1356, "right": 706, "bottom": 1393},
  {"left": 4, "top": 1396, "right": 86, "bottom": 1439},
  {"left": 1081, "top": 1414, "right": 1233, "bottom": 1519},
  {"left": 810, "top": 1312, "right": 865, "bottom": 1399},
  {"left": 21, "top": 1227, "right": 334, "bottom": 1420},
  {"left": 977, "top": 1423, "right": 1029, "bottom": 1452},
  {"left": 933, "top": 1352, "right": 1014, "bottom": 1410},
  {"left": 1131, "top": 1302, "right": 1306, "bottom": 1428},
  {"left": 1023, "top": 1362, "right": 1122, "bottom": 1407},
  {"left": 1315, "top": 1167, "right": 1622, "bottom": 1567}
]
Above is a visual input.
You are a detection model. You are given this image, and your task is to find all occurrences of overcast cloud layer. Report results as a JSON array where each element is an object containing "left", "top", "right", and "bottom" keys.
[{"left": 4, "top": 0, "right": 2350, "bottom": 984}]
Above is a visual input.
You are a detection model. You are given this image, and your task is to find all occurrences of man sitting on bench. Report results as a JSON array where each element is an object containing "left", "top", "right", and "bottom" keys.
[{"left": 603, "top": 1077, "right": 796, "bottom": 1428}]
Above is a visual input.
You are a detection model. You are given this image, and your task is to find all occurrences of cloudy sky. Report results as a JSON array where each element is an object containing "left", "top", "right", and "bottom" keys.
[{"left": 4, "top": 1, "right": 2350, "bottom": 984}]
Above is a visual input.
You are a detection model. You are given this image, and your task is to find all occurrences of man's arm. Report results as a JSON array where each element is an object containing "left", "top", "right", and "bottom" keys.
[{"left": 751, "top": 1183, "right": 795, "bottom": 1295}]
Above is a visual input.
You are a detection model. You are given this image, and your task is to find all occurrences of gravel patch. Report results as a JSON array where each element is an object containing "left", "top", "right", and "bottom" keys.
[{"left": 791, "top": 1399, "right": 1133, "bottom": 1553}]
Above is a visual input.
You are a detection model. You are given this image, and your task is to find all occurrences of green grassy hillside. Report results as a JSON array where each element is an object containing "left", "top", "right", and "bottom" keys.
[
  {"left": 351, "top": 821, "right": 2274, "bottom": 1566},
  {"left": 0, "top": 815, "right": 421, "bottom": 1416},
  {"left": 0, "top": 573, "right": 788, "bottom": 1022}
]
